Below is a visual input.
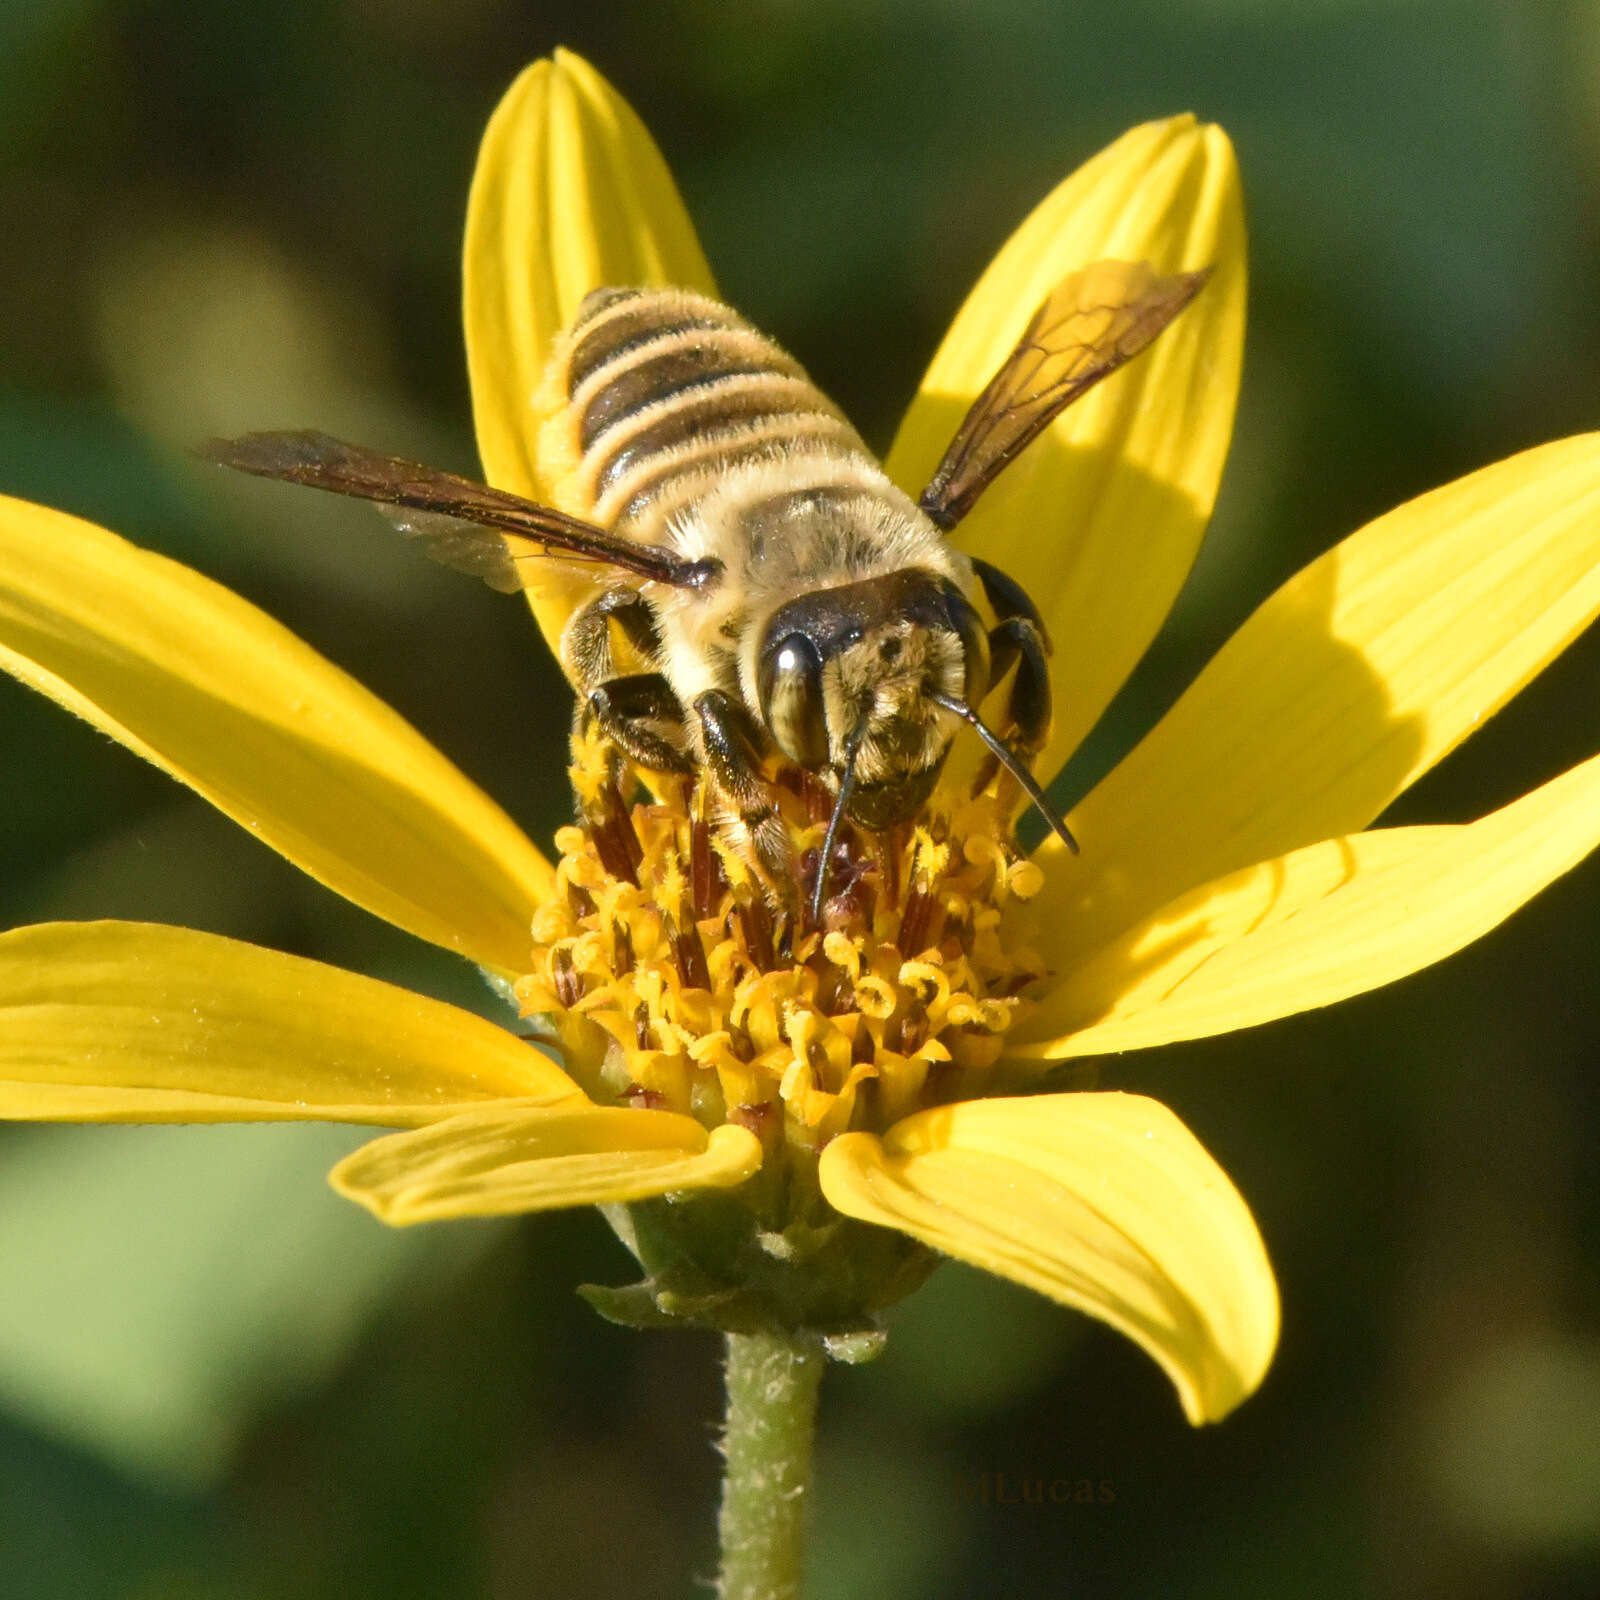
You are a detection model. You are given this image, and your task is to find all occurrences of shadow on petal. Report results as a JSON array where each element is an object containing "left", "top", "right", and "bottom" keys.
[{"left": 1023, "top": 549, "right": 1423, "bottom": 977}]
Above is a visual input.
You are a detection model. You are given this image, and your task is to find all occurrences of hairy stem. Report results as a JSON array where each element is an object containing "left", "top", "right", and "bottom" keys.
[{"left": 716, "top": 1329, "right": 825, "bottom": 1600}]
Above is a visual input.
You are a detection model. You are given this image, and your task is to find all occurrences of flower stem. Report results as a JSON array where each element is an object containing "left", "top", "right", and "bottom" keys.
[{"left": 716, "top": 1329, "right": 825, "bottom": 1600}]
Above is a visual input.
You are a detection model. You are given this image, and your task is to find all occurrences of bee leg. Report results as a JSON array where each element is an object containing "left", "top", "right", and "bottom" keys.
[
  {"left": 584, "top": 673, "right": 694, "bottom": 774},
  {"left": 969, "top": 558, "right": 1053, "bottom": 791},
  {"left": 562, "top": 585, "right": 662, "bottom": 690},
  {"left": 691, "top": 690, "right": 794, "bottom": 900},
  {"left": 985, "top": 619, "right": 1051, "bottom": 756}
]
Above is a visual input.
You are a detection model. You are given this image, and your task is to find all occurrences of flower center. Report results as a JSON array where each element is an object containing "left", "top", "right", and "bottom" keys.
[{"left": 515, "top": 731, "right": 1048, "bottom": 1151}]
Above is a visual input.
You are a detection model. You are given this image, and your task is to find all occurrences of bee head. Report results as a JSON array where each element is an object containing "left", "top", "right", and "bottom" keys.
[{"left": 754, "top": 570, "right": 990, "bottom": 829}]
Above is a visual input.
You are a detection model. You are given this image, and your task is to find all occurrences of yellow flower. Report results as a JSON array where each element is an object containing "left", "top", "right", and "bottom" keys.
[{"left": 5, "top": 50, "right": 1600, "bottom": 1428}]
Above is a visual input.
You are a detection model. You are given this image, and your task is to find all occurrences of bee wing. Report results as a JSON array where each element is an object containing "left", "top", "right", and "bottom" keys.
[
  {"left": 917, "top": 261, "right": 1211, "bottom": 532},
  {"left": 197, "top": 430, "right": 712, "bottom": 590},
  {"left": 377, "top": 506, "right": 528, "bottom": 594}
]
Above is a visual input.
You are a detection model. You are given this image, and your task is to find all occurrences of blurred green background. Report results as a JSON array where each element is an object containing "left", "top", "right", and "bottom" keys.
[{"left": 3, "top": 1, "right": 1600, "bottom": 1596}]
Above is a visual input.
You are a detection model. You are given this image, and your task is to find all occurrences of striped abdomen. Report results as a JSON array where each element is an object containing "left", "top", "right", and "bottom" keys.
[{"left": 540, "top": 287, "right": 873, "bottom": 542}]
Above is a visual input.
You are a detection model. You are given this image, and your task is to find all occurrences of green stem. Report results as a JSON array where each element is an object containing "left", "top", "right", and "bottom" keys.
[{"left": 716, "top": 1329, "right": 825, "bottom": 1600}]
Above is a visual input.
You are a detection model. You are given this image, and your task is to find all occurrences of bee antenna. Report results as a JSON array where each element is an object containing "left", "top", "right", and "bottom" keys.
[
  {"left": 928, "top": 690, "right": 1079, "bottom": 855},
  {"left": 809, "top": 717, "right": 870, "bottom": 930}
]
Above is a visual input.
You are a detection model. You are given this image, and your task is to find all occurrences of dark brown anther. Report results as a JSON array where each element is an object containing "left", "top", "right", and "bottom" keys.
[
  {"left": 876, "top": 824, "right": 907, "bottom": 912},
  {"left": 611, "top": 918, "right": 634, "bottom": 975},
  {"left": 797, "top": 846, "right": 822, "bottom": 931},
  {"left": 551, "top": 946, "right": 583, "bottom": 1009},
  {"left": 588, "top": 792, "right": 641, "bottom": 887},
  {"left": 619, "top": 1083, "right": 668, "bottom": 1111},
  {"left": 889, "top": 999, "right": 928, "bottom": 1055},
  {"left": 726, "top": 1022, "right": 756, "bottom": 1063},
  {"left": 815, "top": 962, "right": 851, "bottom": 1016},
  {"left": 898, "top": 832, "right": 952, "bottom": 957},
  {"left": 736, "top": 896, "right": 776, "bottom": 973},
  {"left": 852, "top": 1073, "right": 881, "bottom": 1124},
  {"left": 672, "top": 916, "right": 712, "bottom": 991},
  {"left": 730, "top": 1101, "right": 776, "bottom": 1136},
  {"left": 566, "top": 879, "right": 596, "bottom": 918},
  {"left": 633, "top": 1001, "right": 652, "bottom": 1048},
  {"left": 690, "top": 812, "right": 728, "bottom": 919},
  {"left": 897, "top": 886, "right": 944, "bottom": 960},
  {"left": 850, "top": 1024, "right": 875, "bottom": 1065},
  {"left": 854, "top": 871, "right": 878, "bottom": 928},
  {"left": 921, "top": 1057, "right": 961, "bottom": 1105},
  {"left": 588, "top": 820, "right": 633, "bottom": 885},
  {"left": 608, "top": 776, "right": 645, "bottom": 876},
  {"left": 803, "top": 1034, "right": 834, "bottom": 1087}
]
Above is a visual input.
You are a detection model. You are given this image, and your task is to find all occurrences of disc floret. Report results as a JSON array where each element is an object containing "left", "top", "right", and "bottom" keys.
[{"left": 517, "top": 734, "right": 1049, "bottom": 1182}]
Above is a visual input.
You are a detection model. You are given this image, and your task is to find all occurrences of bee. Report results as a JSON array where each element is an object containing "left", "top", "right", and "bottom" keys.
[{"left": 202, "top": 259, "right": 1207, "bottom": 922}]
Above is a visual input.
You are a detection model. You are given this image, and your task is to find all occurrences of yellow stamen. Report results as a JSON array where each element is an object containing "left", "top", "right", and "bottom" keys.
[{"left": 514, "top": 730, "right": 1048, "bottom": 1155}]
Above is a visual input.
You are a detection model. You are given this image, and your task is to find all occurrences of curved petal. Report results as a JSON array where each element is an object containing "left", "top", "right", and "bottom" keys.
[
  {"left": 0, "top": 496, "right": 553, "bottom": 975},
  {"left": 885, "top": 116, "right": 1245, "bottom": 788},
  {"left": 1013, "top": 749, "right": 1600, "bottom": 1057},
  {"left": 329, "top": 1105, "right": 761, "bottom": 1224},
  {"left": 1027, "top": 433, "right": 1600, "bottom": 967},
  {"left": 0, "top": 921, "right": 579, "bottom": 1124},
  {"left": 464, "top": 50, "right": 717, "bottom": 654},
  {"left": 820, "top": 1094, "right": 1276, "bottom": 1423}
]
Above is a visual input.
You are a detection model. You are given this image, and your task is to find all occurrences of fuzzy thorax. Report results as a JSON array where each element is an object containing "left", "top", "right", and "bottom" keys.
[{"left": 516, "top": 732, "right": 1049, "bottom": 1171}]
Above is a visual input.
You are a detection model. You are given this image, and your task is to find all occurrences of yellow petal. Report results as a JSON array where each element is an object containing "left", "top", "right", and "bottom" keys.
[
  {"left": 1028, "top": 433, "right": 1600, "bottom": 966},
  {"left": 464, "top": 50, "right": 716, "bottom": 653},
  {"left": 1015, "top": 750, "right": 1600, "bottom": 1058},
  {"left": 0, "top": 495, "right": 551, "bottom": 975},
  {"left": 0, "top": 921, "right": 579, "bottom": 1124},
  {"left": 820, "top": 1094, "right": 1276, "bottom": 1423},
  {"left": 885, "top": 116, "right": 1245, "bottom": 788},
  {"left": 329, "top": 1105, "right": 761, "bottom": 1223}
]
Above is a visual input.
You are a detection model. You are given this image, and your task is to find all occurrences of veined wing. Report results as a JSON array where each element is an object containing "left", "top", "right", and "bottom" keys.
[
  {"left": 198, "top": 430, "right": 718, "bottom": 590},
  {"left": 918, "top": 261, "right": 1210, "bottom": 532}
]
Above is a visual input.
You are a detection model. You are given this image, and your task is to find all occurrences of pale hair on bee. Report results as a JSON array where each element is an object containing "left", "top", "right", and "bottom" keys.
[{"left": 200, "top": 259, "right": 1209, "bottom": 923}]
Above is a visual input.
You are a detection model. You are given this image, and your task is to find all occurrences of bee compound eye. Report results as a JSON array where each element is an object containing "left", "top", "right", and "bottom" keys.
[{"left": 759, "top": 631, "right": 831, "bottom": 768}]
